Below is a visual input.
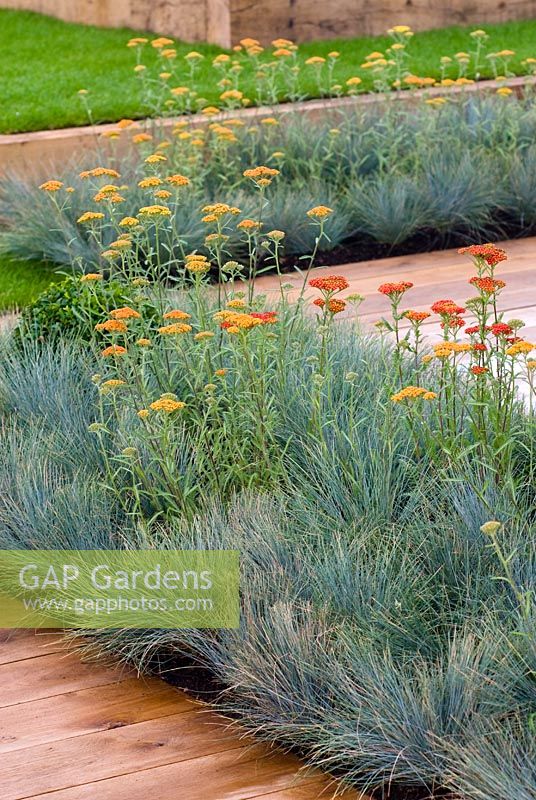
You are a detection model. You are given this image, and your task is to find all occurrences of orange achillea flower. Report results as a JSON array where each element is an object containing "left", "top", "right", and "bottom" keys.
[
  {"left": 163, "top": 310, "right": 191, "bottom": 320},
  {"left": 39, "top": 180, "right": 63, "bottom": 192},
  {"left": 237, "top": 219, "right": 261, "bottom": 230},
  {"left": 307, "top": 205, "right": 333, "bottom": 219},
  {"left": 441, "top": 317, "right": 465, "bottom": 330},
  {"left": 391, "top": 386, "right": 437, "bottom": 402},
  {"left": 133, "top": 133, "right": 153, "bottom": 144},
  {"left": 155, "top": 190, "right": 172, "bottom": 199},
  {"left": 250, "top": 311, "right": 278, "bottom": 324},
  {"left": 194, "top": 331, "right": 215, "bottom": 340},
  {"left": 77, "top": 211, "right": 105, "bottom": 224},
  {"left": 145, "top": 153, "right": 167, "bottom": 164},
  {"left": 94, "top": 191, "right": 125, "bottom": 204},
  {"left": 95, "top": 319, "right": 128, "bottom": 333},
  {"left": 469, "top": 276, "right": 506, "bottom": 293},
  {"left": 272, "top": 38, "right": 294, "bottom": 48},
  {"left": 119, "top": 217, "right": 139, "bottom": 227},
  {"left": 79, "top": 168, "right": 120, "bottom": 179},
  {"left": 150, "top": 396, "right": 185, "bottom": 412},
  {"left": 431, "top": 299, "right": 466, "bottom": 316},
  {"left": 378, "top": 281, "right": 413, "bottom": 296},
  {"left": 110, "top": 307, "right": 141, "bottom": 320},
  {"left": 313, "top": 298, "right": 346, "bottom": 314},
  {"left": 305, "top": 56, "right": 326, "bottom": 65},
  {"left": 471, "top": 366, "right": 489, "bottom": 375},
  {"left": 215, "top": 368, "right": 227, "bottom": 376},
  {"left": 136, "top": 338, "right": 151, "bottom": 347},
  {"left": 458, "top": 243, "right": 507, "bottom": 266},
  {"left": 310, "top": 275, "right": 350, "bottom": 293},
  {"left": 151, "top": 37, "right": 174, "bottom": 48},
  {"left": 404, "top": 310, "right": 430, "bottom": 322},
  {"left": 80, "top": 273, "right": 103, "bottom": 282},
  {"left": 215, "top": 310, "right": 262, "bottom": 330},
  {"left": 158, "top": 323, "right": 193, "bottom": 335},
  {"left": 101, "top": 345, "right": 127, "bottom": 357}
]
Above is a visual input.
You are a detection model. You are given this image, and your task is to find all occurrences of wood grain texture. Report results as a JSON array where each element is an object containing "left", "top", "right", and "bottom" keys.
[{"left": 0, "top": 631, "right": 362, "bottom": 799}]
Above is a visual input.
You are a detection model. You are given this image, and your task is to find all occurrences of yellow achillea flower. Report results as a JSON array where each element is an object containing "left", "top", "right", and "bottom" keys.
[
  {"left": 152, "top": 37, "right": 174, "bottom": 48},
  {"left": 150, "top": 397, "right": 186, "bottom": 413},
  {"left": 94, "top": 192, "right": 125, "bottom": 204},
  {"left": 128, "top": 37, "right": 148, "bottom": 47},
  {"left": 81, "top": 273, "right": 103, "bottom": 282},
  {"left": 163, "top": 310, "right": 191, "bottom": 320},
  {"left": 527, "top": 360, "right": 536, "bottom": 370},
  {"left": 138, "top": 177, "right": 162, "bottom": 188},
  {"left": 496, "top": 87, "right": 513, "bottom": 96},
  {"left": 433, "top": 342, "right": 471, "bottom": 359},
  {"left": 100, "top": 379, "right": 126, "bottom": 393},
  {"left": 109, "top": 239, "right": 131, "bottom": 249},
  {"left": 77, "top": 211, "right": 105, "bottom": 224},
  {"left": 202, "top": 203, "right": 241, "bottom": 217},
  {"left": 136, "top": 338, "right": 151, "bottom": 347},
  {"left": 305, "top": 56, "right": 326, "bottom": 65},
  {"left": 110, "top": 306, "right": 141, "bottom": 320},
  {"left": 158, "top": 323, "right": 193, "bottom": 335},
  {"left": 307, "top": 205, "right": 333, "bottom": 219},
  {"left": 214, "top": 310, "right": 262, "bottom": 330},
  {"left": 145, "top": 154, "right": 167, "bottom": 164},
  {"left": 506, "top": 341, "right": 534, "bottom": 356},
  {"left": 261, "top": 117, "right": 279, "bottom": 125},
  {"left": 119, "top": 217, "right": 139, "bottom": 227},
  {"left": 101, "top": 249, "right": 120, "bottom": 259},
  {"left": 220, "top": 89, "right": 243, "bottom": 101},
  {"left": 346, "top": 77, "right": 362, "bottom": 86},
  {"left": 79, "top": 167, "right": 120, "bottom": 179},
  {"left": 137, "top": 409, "right": 150, "bottom": 419},
  {"left": 422, "top": 354, "right": 434, "bottom": 364},
  {"left": 95, "top": 319, "right": 128, "bottom": 333},
  {"left": 194, "top": 331, "right": 215, "bottom": 340},
  {"left": 186, "top": 260, "right": 210, "bottom": 274},
  {"left": 166, "top": 174, "right": 191, "bottom": 187},
  {"left": 184, "top": 50, "right": 204, "bottom": 60},
  {"left": 138, "top": 205, "right": 171, "bottom": 217},
  {"left": 243, "top": 166, "right": 280, "bottom": 186},
  {"left": 39, "top": 180, "right": 63, "bottom": 192},
  {"left": 227, "top": 299, "right": 247, "bottom": 309},
  {"left": 154, "top": 190, "right": 172, "bottom": 199},
  {"left": 391, "top": 386, "right": 437, "bottom": 402}
]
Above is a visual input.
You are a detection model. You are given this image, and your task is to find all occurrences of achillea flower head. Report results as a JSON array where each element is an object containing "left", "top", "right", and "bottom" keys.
[
  {"left": 490, "top": 322, "right": 513, "bottom": 336},
  {"left": 119, "top": 217, "right": 139, "bottom": 227},
  {"left": 404, "top": 310, "right": 430, "bottom": 321},
  {"left": 100, "top": 379, "right": 126, "bottom": 393},
  {"left": 505, "top": 341, "right": 534, "bottom": 356},
  {"left": 469, "top": 276, "right": 506, "bottom": 293},
  {"left": 378, "top": 281, "right": 413, "bottom": 296},
  {"left": 163, "top": 310, "right": 191, "bottom": 320},
  {"left": 138, "top": 176, "right": 163, "bottom": 188},
  {"left": 250, "top": 311, "right": 278, "bottom": 324},
  {"left": 307, "top": 205, "right": 333, "bottom": 219},
  {"left": 391, "top": 386, "right": 437, "bottom": 402},
  {"left": 77, "top": 212, "right": 105, "bottom": 224},
  {"left": 110, "top": 306, "right": 141, "bottom": 320},
  {"left": 471, "top": 366, "right": 489, "bottom": 375},
  {"left": 79, "top": 167, "right": 120, "bottom": 179},
  {"left": 458, "top": 243, "right": 507, "bottom": 266},
  {"left": 149, "top": 396, "right": 186, "bottom": 413},
  {"left": 95, "top": 319, "right": 128, "bottom": 333},
  {"left": 101, "top": 345, "right": 127, "bottom": 357},
  {"left": 431, "top": 299, "right": 466, "bottom": 316},
  {"left": 195, "top": 331, "right": 215, "bottom": 340},
  {"left": 39, "top": 180, "right": 63, "bottom": 192},
  {"left": 138, "top": 205, "right": 171, "bottom": 217},
  {"left": 81, "top": 273, "right": 103, "bottom": 282},
  {"left": 310, "top": 275, "right": 350, "bottom": 292},
  {"left": 166, "top": 174, "right": 191, "bottom": 186},
  {"left": 158, "top": 323, "right": 192, "bottom": 335}
]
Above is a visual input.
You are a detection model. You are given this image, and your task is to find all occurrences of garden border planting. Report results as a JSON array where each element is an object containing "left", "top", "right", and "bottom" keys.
[{"left": 1, "top": 74, "right": 533, "bottom": 176}]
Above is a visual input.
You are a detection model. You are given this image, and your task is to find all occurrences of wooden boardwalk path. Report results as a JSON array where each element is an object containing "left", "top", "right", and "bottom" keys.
[
  {"left": 0, "top": 629, "right": 361, "bottom": 800},
  {"left": 256, "top": 236, "right": 536, "bottom": 340}
]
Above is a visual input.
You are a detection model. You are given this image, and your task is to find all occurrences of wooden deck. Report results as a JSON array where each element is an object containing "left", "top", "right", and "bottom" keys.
[
  {"left": 0, "top": 629, "right": 361, "bottom": 800},
  {"left": 256, "top": 236, "right": 536, "bottom": 340}
]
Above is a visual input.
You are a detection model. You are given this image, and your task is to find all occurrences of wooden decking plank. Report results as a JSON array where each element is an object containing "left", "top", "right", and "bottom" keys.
[
  {"left": 0, "top": 651, "right": 132, "bottom": 708},
  {"left": 1, "top": 711, "right": 248, "bottom": 800},
  {"left": 249, "top": 783, "right": 360, "bottom": 799},
  {"left": 0, "top": 629, "right": 64, "bottom": 665},
  {"left": 0, "top": 677, "right": 194, "bottom": 752},
  {"left": 22, "top": 744, "right": 322, "bottom": 800}
]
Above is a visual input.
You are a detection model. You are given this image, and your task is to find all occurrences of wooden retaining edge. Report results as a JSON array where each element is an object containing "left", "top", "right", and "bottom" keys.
[{"left": 1, "top": 75, "right": 534, "bottom": 177}]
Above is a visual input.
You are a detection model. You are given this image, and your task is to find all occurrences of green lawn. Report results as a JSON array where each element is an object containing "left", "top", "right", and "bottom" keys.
[
  {"left": 0, "top": 257, "right": 61, "bottom": 311},
  {"left": 1, "top": 10, "right": 535, "bottom": 134}
]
